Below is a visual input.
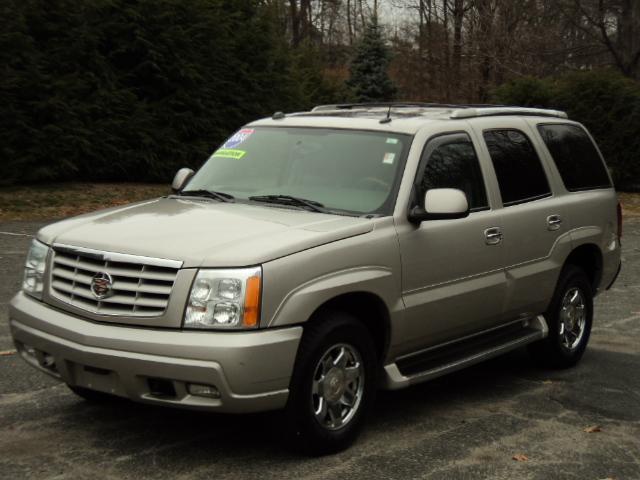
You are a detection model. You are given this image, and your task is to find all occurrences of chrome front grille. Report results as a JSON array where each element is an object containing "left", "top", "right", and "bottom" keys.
[{"left": 49, "top": 246, "right": 181, "bottom": 317}]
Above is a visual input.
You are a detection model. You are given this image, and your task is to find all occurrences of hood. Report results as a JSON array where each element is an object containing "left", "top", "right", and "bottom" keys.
[{"left": 37, "top": 197, "right": 374, "bottom": 268}]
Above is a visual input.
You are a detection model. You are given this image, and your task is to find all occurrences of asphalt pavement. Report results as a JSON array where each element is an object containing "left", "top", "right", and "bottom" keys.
[{"left": 1, "top": 219, "right": 639, "bottom": 480}]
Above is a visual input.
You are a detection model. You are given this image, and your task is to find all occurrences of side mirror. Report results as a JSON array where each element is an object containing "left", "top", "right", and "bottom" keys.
[
  {"left": 409, "top": 188, "right": 470, "bottom": 222},
  {"left": 171, "top": 168, "right": 195, "bottom": 193}
]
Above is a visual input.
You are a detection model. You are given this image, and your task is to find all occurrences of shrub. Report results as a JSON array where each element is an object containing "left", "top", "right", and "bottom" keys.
[{"left": 0, "top": 0, "right": 340, "bottom": 185}]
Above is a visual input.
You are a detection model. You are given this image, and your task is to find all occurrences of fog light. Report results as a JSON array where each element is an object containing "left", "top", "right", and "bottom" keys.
[
  {"left": 187, "top": 383, "right": 221, "bottom": 399},
  {"left": 41, "top": 353, "right": 55, "bottom": 368}
]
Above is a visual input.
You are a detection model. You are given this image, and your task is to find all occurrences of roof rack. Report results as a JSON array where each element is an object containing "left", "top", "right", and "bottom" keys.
[
  {"left": 311, "top": 102, "right": 500, "bottom": 112},
  {"left": 309, "top": 103, "right": 568, "bottom": 120},
  {"left": 450, "top": 107, "right": 568, "bottom": 119}
]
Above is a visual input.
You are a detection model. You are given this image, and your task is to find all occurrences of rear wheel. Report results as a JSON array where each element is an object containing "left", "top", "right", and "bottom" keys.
[
  {"left": 529, "top": 265, "right": 593, "bottom": 368},
  {"left": 285, "top": 311, "right": 377, "bottom": 455}
]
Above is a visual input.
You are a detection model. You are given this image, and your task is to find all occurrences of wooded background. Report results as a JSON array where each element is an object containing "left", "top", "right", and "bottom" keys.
[{"left": 1, "top": 0, "right": 639, "bottom": 189}]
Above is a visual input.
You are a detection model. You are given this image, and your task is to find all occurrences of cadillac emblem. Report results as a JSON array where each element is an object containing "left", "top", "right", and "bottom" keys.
[{"left": 91, "top": 272, "right": 114, "bottom": 299}]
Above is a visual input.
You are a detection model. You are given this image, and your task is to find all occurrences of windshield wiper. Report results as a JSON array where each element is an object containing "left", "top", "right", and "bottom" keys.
[
  {"left": 179, "top": 189, "right": 234, "bottom": 202},
  {"left": 248, "top": 194, "right": 327, "bottom": 213}
]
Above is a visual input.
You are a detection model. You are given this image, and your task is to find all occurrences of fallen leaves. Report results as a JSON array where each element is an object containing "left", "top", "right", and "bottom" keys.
[
  {"left": 619, "top": 192, "right": 640, "bottom": 217},
  {"left": 0, "top": 183, "right": 170, "bottom": 221},
  {"left": 510, "top": 426, "right": 603, "bottom": 465}
]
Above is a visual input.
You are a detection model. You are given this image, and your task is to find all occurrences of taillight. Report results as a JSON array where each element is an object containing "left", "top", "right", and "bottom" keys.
[{"left": 616, "top": 201, "right": 623, "bottom": 241}]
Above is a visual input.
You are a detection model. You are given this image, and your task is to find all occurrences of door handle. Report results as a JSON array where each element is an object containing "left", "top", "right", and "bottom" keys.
[
  {"left": 484, "top": 227, "right": 503, "bottom": 245},
  {"left": 547, "top": 214, "right": 562, "bottom": 231}
]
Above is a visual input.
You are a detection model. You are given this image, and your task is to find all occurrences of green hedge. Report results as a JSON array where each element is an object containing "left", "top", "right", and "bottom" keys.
[
  {"left": 493, "top": 71, "right": 640, "bottom": 191},
  {"left": 0, "top": 0, "right": 335, "bottom": 185}
]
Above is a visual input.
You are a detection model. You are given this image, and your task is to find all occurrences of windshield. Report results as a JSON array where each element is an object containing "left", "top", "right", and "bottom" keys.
[{"left": 185, "top": 127, "right": 411, "bottom": 215}]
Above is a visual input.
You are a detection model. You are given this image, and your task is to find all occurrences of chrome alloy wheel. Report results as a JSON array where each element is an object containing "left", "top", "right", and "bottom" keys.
[
  {"left": 311, "top": 343, "right": 365, "bottom": 431},
  {"left": 559, "top": 287, "right": 587, "bottom": 351}
]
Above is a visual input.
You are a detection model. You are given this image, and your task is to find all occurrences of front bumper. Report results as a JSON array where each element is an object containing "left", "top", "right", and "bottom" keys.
[{"left": 9, "top": 292, "right": 302, "bottom": 413}]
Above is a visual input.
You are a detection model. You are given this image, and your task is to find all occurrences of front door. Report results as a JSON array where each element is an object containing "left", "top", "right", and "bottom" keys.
[{"left": 396, "top": 132, "right": 507, "bottom": 353}]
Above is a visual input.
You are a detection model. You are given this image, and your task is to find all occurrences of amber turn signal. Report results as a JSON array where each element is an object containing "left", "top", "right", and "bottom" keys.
[{"left": 243, "top": 275, "right": 261, "bottom": 327}]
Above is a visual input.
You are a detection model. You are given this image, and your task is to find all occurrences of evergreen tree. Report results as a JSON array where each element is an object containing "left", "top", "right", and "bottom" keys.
[
  {"left": 346, "top": 19, "right": 397, "bottom": 103},
  {"left": 494, "top": 70, "right": 640, "bottom": 190},
  {"left": 290, "top": 41, "right": 351, "bottom": 109},
  {"left": 0, "top": 0, "right": 340, "bottom": 185}
]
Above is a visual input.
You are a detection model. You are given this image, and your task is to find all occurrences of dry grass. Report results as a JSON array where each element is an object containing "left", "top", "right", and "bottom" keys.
[
  {"left": 0, "top": 183, "right": 638, "bottom": 222},
  {"left": 0, "top": 183, "right": 169, "bottom": 221},
  {"left": 619, "top": 192, "right": 640, "bottom": 217}
]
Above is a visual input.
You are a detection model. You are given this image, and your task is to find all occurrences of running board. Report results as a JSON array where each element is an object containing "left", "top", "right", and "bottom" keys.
[{"left": 382, "top": 315, "right": 548, "bottom": 390}]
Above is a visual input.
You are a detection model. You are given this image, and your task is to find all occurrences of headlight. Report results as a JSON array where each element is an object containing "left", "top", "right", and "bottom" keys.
[
  {"left": 23, "top": 239, "right": 49, "bottom": 300},
  {"left": 184, "top": 267, "right": 261, "bottom": 330}
]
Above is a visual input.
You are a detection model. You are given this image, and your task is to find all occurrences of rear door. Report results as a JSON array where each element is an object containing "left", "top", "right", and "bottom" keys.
[{"left": 471, "top": 118, "right": 569, "bottom": 320}]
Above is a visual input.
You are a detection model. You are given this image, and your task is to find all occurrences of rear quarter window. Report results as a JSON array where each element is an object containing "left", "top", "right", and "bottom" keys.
[{"left": 537, "top": 124, "right": 612, "bottom": 191}]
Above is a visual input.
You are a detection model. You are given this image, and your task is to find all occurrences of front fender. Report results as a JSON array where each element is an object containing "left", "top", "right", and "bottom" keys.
[
  {"left": 259, "top": 220, "right": 404, "bottom": 333},
  {"left": 267, "top": 266, "right": 397, "bottom": 327}
]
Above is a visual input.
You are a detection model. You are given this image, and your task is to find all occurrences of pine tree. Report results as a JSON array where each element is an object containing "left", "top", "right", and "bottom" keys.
[{"left": 346, "top": 19, "right": 397, "bottom": 103}]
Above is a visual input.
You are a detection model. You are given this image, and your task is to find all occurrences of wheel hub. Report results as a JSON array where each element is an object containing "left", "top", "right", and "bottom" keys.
[
  {"left": 565, "top": 306, "right": 577, "bottom": 327},
  {"left": 324, "top": 368, "right": 346, "bottom": 403}
]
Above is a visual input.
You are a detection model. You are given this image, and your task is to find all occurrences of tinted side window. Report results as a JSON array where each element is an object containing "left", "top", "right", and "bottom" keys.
[
  {"left": 538, "top": 124, "right": 611, "bottom": 191},
  {"left": 419, "top": 134, "right": 488, "bottom": 210},
  {"left": 483, "top": 129, "right": 551, "bottom": 206}
]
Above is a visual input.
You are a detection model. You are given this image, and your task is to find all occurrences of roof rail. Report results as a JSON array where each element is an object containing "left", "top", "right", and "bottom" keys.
[
  {"left": 309, "top": 103, "right": 568, "bottom": 120},
  {"left": 311, "top": 102, "right": 501, "bottom": 112},
  {"left": 450, "top": 107, "right": 568, "bottom": 119}
]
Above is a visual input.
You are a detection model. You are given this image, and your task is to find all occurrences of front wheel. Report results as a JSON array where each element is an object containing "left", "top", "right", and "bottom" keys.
[
  {"left": 284, "top": 311, "right": 377, "bottom": 455},
  {"left": 529, "top": 265, "right": 593, "bottom": 368}
]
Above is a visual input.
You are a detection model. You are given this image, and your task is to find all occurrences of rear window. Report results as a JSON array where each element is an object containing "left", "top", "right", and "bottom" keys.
[
  {"left": 537, "top": 124, "right": 611, "bottom": 191},
  {"left": 483, "top": 129, "right": 551, "bottom": 206}
]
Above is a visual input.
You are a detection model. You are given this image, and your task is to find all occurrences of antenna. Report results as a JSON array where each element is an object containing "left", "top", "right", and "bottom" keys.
[{"left": 379, "top": 105, "right": 392, "bottom": 124}]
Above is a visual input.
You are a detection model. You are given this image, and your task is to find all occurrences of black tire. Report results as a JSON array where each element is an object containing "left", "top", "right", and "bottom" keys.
[
  {"left": 284, "top": 310, "right": 378, "bottom": 455},
  {"left": 67, "top": 384, "right": 120, "bottom": 403},
  {"left": 528, "top": 265, "right": 593, "bottom": 368}
]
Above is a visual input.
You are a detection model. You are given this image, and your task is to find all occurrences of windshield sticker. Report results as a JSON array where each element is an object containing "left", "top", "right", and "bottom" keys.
[
  {"left": 223, "top": 129, "right": 254, "bottom": 149},
  {"left": 386, "top": 138, "right": 399, "bottom": 144},
  {"left": 212, "top": 148, "right": 246, "bottom": 159},
  {"left": 383, "top": 152, "right": 396, "bottom": 164}
]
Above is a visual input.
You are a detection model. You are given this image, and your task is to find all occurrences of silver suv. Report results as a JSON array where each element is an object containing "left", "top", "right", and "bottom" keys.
[{"left": 10, "top": 104, "right": 622, "bottom": 454}]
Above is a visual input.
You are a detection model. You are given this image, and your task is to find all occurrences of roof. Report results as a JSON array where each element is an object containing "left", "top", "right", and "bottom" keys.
[{"left": 249, "top": 103, "right": 569, "bottom": 134}]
